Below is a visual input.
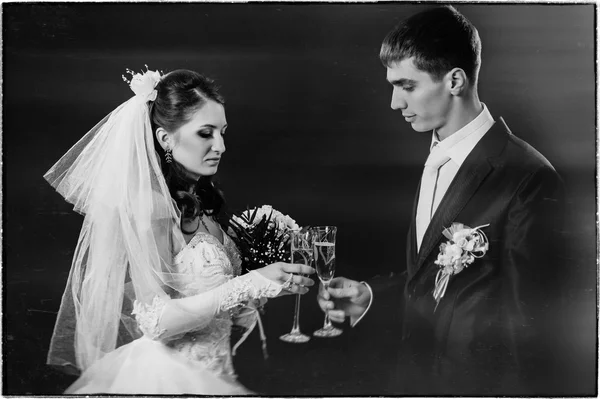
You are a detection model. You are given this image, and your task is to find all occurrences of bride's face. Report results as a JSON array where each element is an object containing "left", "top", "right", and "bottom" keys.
[{"left": 171, "top": 100, "right": 227, "bottom": 179}]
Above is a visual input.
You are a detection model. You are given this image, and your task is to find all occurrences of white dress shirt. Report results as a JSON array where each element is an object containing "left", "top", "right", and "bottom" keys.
[
  {"left": 353, "top": 104, "right": 495, "bottom": 327},
  {"left": 424, "top": 104, "right": 495, "bottom": 223}
]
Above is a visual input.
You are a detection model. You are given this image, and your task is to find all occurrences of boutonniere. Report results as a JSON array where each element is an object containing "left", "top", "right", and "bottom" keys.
[{"left": 433, "top": 222, "right": 490, "bottom": 310}]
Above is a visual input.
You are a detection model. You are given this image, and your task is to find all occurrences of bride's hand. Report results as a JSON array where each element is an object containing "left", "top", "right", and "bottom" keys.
[{"left": 256, "top": 262, "right": 315, "bottom": 295}]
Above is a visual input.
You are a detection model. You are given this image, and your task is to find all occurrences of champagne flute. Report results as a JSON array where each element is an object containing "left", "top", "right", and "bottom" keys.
[
  {"left": 312, "top": 226, "right": 342, "bottom": 338},
  {"left": 279, "top": 229, "right": 314, "bottom": 343}
]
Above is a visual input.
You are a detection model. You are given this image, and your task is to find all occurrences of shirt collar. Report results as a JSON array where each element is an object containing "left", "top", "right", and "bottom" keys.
[{"left": 430, "top": 103, "right": 495, "bottom": 166}]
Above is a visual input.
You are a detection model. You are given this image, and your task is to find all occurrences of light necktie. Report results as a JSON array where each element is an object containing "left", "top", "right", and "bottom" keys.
[{"left": 416, "top": 143, "right": 451, "bottom": 252}]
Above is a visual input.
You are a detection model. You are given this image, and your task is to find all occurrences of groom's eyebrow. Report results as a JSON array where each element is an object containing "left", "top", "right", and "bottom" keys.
[{"left": 388, "top": 78, "right": 416, "bottom": 87}]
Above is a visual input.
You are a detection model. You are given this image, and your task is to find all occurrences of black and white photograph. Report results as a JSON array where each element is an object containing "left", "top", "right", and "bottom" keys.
[{"left": 3, "top": 1, "right": 597, "bottom": 396}]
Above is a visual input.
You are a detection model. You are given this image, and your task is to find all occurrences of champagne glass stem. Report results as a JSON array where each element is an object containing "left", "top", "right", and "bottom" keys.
[
  {"left": 280, "top": 230, "right": 314, "bottom": 344},
  {"left": 291, "top": 293, "right": 302, "bottom": 332},
  {"left": 322, "top": 281, "right": 333, "bottom": 328}
]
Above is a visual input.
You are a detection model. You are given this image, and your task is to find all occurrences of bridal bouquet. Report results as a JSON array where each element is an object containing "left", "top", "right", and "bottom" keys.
[
  {"left": 433, "top": 222, "right": 490, "bottom": 310},
  {"left": 228, "top": 205, "right": 300, "bottom": 273}
]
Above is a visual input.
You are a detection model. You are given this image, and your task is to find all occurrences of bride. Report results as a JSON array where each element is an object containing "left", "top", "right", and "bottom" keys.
[{"left": 44, "top": 67, "right": 315, "bottom": 394}]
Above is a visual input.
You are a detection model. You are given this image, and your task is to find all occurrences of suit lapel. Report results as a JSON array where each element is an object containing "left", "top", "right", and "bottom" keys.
[
  {"left": 410, "top": 118, "right": 510, "bottom": 278},
  {"left": 406, "top": 179, "right": 421, "bottom": 277}
]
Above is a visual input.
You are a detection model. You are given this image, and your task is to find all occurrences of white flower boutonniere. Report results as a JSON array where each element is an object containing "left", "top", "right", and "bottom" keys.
[{"left": 433, "top": 222, "right": 490, "bottom": 310}]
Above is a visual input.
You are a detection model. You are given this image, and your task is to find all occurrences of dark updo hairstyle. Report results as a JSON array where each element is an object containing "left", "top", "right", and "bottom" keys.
[{"left": 150, "top": 69, "right": 226, "bottom": 228}]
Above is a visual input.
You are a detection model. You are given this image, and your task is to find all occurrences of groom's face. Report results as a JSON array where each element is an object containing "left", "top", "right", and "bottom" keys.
[{"left": 386, "top": 57, "right": 451, "bottom": 133}]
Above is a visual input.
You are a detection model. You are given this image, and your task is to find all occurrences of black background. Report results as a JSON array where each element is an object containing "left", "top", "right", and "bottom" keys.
[{"left": 3, "top": 2, "right": 596, "bottom": 395}]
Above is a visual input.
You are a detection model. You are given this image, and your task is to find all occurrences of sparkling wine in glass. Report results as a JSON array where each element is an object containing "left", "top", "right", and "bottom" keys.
[
  {"left": 279, "top": 229, "right": 314, "bottom": 343},
  {"left": 312, "top": 226, "right": 342, "bottom": 338}
]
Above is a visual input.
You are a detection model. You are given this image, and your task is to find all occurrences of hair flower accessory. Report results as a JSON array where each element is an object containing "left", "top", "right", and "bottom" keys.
[
  {"left": 433, "top": 222, "right": 489, "bottom": 310},
  {"left": 122, "top": 65, "right": 162, "bottom": 101}
]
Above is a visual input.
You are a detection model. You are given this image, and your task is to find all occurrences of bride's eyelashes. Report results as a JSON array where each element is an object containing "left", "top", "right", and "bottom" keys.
[
  {"left": 197, "top": 129, "right": 213, "bottom": 139},
  {"left": 197, "top": 128, "right": 226, "bottom": 139}
]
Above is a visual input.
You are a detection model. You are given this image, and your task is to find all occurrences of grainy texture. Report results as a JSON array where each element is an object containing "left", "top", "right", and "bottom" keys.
[{"left": 3, "top": 3, "right": 596, "bottom": 395}]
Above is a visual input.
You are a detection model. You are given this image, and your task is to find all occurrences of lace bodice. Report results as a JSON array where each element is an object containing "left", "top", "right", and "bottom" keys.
[
  {"left": 167, "top": 233, "right": 238, "bottom": 378},
  {"left": 131, "top": 231, "right": 279, "bottom": 380},
  {"left": 171, "top": 233, "right": 241, "bottom": 378},
  {"left": 176, "top": 231, "right": 243, "bottom": 282}
]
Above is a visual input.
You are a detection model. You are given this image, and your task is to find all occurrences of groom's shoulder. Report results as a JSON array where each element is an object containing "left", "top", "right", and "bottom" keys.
[{"left": 499, "top": 126, "right": 557, "bottom": 176}]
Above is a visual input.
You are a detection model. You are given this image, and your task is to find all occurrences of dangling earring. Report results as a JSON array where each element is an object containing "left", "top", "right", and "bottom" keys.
[{"left": 165, "top": 148, "right": 173, "bottom": 164}]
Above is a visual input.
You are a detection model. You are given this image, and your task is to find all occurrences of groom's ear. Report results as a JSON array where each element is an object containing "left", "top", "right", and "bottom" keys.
[{"left": 447, "top": 68, "right": 467, "bottom": 96}]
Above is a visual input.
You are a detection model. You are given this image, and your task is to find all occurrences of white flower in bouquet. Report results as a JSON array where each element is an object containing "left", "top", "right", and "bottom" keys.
[
  {"left": 228, "top": 205, "right": 301, "bottom": 273},
  {"left": 276, "top": 214, "right": 300, "bottom": 232},
  {"left": 236, "top": 205, "right": 299, "bottom": 232}
]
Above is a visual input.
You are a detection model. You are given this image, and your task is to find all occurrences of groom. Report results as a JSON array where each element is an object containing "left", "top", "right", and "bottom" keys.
[{"left": 318, "top": 5, "right": 565, "bottom": 395}]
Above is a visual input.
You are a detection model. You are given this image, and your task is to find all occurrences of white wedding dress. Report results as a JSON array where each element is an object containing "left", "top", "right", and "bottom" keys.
[{"left": 66, "top": 231, "right": 275, "bottom": 395}]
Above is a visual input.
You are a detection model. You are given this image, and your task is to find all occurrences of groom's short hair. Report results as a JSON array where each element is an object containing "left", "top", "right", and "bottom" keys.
[{"left": 380, "top": 5, "right": 482, "bottom": 85}]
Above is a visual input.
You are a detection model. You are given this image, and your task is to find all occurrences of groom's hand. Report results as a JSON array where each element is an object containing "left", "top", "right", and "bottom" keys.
[{"left": 317, "top": 277, "right": 371, "bottom": 325}]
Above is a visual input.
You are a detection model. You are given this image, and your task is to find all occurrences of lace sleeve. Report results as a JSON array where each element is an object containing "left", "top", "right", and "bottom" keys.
[
  {"left": 132, "top": 296, "right": 168, "bottom": 340},
  {"left": 219, "top": 272, "right": 280, "bottom": 311},
  {"left": 138, "top": 271, "right": 282, "bottom": 341}
]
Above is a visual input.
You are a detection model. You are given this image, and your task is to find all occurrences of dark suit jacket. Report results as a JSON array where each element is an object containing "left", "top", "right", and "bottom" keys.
[{"left": 366, "top": 118, "right": 565, "bottom": 395}]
